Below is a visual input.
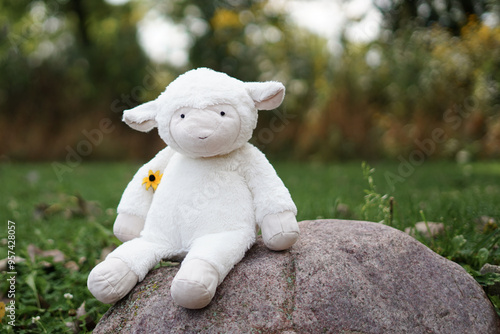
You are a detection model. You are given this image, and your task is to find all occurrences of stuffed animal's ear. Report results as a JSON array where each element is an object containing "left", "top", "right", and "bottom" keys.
[
  {"left": 245, "top": 81, "right": 285, "bottom": 110},
  {"left": 122, "top": 100, "right": 158, "bottom": 132}
]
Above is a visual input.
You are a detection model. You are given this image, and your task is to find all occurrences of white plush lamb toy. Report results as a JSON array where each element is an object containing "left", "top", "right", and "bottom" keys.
[{"left": 87, "top": 68, "right": 299, "bottom": 309}]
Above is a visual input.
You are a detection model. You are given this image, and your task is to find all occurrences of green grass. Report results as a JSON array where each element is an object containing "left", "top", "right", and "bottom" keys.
[{"left": 0, "top": 160, "right": 499, "bottom": 332}]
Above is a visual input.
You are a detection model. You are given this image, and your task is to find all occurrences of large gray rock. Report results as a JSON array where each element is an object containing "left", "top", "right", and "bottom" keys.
[{"left": 93, "top": 220, "right": 500, "bottom": 333}]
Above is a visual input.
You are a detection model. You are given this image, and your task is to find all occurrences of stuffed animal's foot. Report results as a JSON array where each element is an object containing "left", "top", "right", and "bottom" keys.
[
  {"left": 87, "top": 258, "right": 139, "bottom": 304},
  {"left": 171, "top": 259, "right": 219, "bottom": 309},
  {"left": 113, "top": 213, "right": 145, "bottom": 242},
  {"left": 262, "top": 211, "right": 300, "bottom": 251}
]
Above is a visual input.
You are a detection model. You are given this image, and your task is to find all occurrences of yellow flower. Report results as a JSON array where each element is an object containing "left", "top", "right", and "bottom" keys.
[{"left": 142, "top": 170, "right": 163, "bottom": 191}]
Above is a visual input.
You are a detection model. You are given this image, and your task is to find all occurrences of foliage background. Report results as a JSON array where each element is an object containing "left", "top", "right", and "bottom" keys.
[{"left": 1, "top": 0, "right": 499, "bottom": 162}]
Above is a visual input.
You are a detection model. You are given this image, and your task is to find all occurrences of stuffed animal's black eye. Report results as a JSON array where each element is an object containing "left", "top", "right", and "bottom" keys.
[
  {"left": 220, "top": 111, "right": 225, "bottom": 116},
  {"left": 180, "top": 114, "right": 185, "bottom": 119}
]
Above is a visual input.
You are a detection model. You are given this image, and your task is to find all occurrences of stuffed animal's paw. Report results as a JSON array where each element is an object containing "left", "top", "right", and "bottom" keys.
[
  {"left": 87, "top": 258, "right": 138, "bottom": 304},
  {"left": 261, "top": 211, "right": 299, "bottom": 251},
  {"left": 113, "top": 213, "right": 146, "bottom": 242},
  {"left": 171, "top": 259, "right": 219, "bottom": 309}
]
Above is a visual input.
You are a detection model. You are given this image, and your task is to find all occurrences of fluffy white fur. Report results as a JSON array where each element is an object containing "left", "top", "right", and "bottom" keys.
[
  {"left": 114, "top": 144, "right": 296, "bottom": 280},
  {"left": 88, "top": 68, "right": 299, "bottom": 309}
]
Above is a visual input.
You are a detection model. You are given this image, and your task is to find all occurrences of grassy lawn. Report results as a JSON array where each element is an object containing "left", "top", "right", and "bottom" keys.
[{"left": 1, "top": 160, "right": 499, "bottom": 332}]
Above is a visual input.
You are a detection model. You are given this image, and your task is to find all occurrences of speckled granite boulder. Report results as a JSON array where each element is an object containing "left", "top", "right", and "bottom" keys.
[{"left": 93, "top": 220, "right": 500, "bottom": 334}]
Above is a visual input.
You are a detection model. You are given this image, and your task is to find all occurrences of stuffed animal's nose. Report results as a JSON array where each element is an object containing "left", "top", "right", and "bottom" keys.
[
  {"left": 194, "top": 128, "right": 215, "bottom": 140},
  {"left": 180, "top": 112, "right": 221, "bottom": 140}
]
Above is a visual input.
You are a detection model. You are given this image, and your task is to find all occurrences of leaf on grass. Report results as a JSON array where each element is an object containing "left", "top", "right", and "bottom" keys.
[
  {"left": 42, "top": 249, "right": 66, "bottom": 263},
  {"left": 25, "top": 271, "right": 39, "bottom": 304},
  {"left": 99, "top": 245, "right": 116, "bottom": 263},
  {"left": 475, "top": 215, "right": 498, "bottom": 233},
  {"left": 64, "top": 261, "right": 80, "bottom": 272},
  {"left": 405, "top": 222, "right": 445, "bottom": 238},
  {"left": 0, "top": 256, "right": 25, "bottom": 271},
  {"left": 66, "top": 302, "right": 91, "bottom": 333},
  {"left": 451, "top": 235, "right": 467, "bottom": 250},
  {"left": 33, "top": 193, "right": 102, "bottom": 220},
  {"left": 76, "top": 301, "right": 87, "bottom": 318},
  {"left": 27, "top": 244, "right": 66, "bottom": 265},
  {"left": 0, "top": 301, "right": 5, "bottom": 323}
]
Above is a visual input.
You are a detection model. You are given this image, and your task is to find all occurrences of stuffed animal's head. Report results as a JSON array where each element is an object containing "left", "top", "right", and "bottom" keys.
[{"left": 123, "top": 68, "right": 285, "bottom": 157}]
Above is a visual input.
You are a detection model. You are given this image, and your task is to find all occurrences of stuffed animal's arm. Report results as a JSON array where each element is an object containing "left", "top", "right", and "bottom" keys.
[
  {"left": 114, "top": 147, "right": 175, "bottom": 242},
  {"left": 242, "top": 146, "right": 299, "bottom": 250}
]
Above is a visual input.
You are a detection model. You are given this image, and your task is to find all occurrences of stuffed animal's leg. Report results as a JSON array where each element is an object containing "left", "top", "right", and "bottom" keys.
[
  {"left": 171, "top": 229, "right": 255, "bottom": 309},
  {"left": 88, "top": 238, "right": 173, "bottom": 304}
]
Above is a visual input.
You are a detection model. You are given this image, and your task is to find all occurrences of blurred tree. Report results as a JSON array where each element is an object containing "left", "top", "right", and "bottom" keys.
[
  {"left": 142, "top": 0, "right": 329, "bottom": 100},
  {"left": 374, "top": 0, "right": 498, "bottom": 35},
  {"left": 0, "top": 0, "right": 330, "bottom": 160},
  {"left": 0, "top": 0, "right": 153, "bottom": 112},
  {"left": 300, "top": 13, "right": 500, "bottom": 160},
  {"left": 8, "top": 0, "right": 497, "bottom": 161},
  {"left": 0, "top": 0, "right": 168, "bottom": 160}
]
